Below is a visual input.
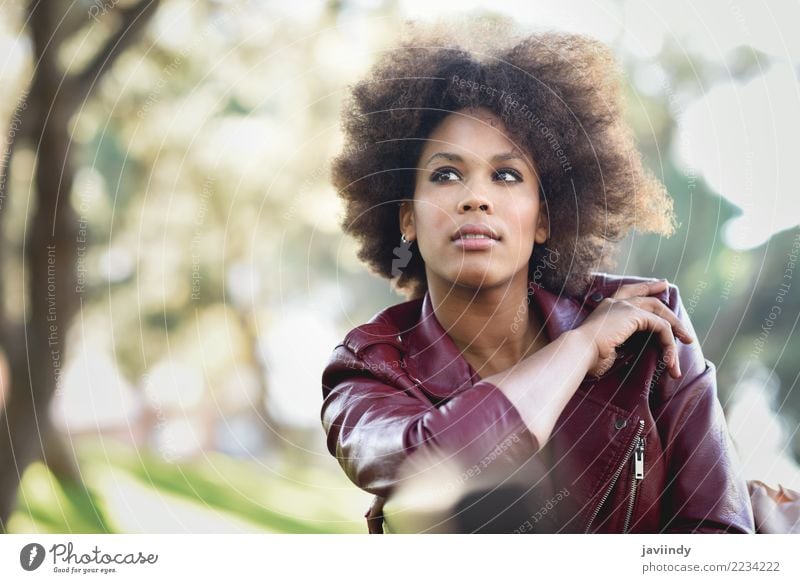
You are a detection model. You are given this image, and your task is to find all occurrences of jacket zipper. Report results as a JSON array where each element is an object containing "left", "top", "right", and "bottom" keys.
[
  {"left": 622, "top": 434, "right": 646, "bottom": 533},
  {"left": 584, "top": 419, "right": 645, "bottom": 533}
]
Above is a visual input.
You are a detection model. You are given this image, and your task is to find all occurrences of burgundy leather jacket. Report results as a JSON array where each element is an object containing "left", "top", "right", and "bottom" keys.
[{"left": 320, "top": 272, "right": 755, "bottom": 533}]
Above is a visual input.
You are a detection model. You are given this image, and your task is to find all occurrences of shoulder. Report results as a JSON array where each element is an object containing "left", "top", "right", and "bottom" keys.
[
  {"left": 321, "top": 296, "right": 424, "bottom": 392},
  {"left": 588, "top": 272, "right": 671, "bottom": 305},
  {"left": 590, "top": 272, "right": 694, "bottom": 330},
  {"left": 338, "top": 296, "right": 424, "bottom": 357},
  {"left": 586, "top": 272, "right": 694, "bottom": 322}
]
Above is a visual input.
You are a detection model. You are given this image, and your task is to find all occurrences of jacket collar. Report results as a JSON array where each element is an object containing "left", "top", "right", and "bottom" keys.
[{"left": 403, "top": 276, "right": 603, "bottom": 399}]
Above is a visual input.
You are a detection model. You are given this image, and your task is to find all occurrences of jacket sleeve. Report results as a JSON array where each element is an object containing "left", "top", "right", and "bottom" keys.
[
  {"left": 654, "top": 284, "right": 755, "bottom": 534},
  {"left": 320, "top": 343, "right": 540, "bottom": 499}
]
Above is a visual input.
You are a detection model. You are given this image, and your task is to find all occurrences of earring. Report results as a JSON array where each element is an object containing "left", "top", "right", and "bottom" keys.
[{"left": 401, "top": 233, "right": 409, "bottom": 244}]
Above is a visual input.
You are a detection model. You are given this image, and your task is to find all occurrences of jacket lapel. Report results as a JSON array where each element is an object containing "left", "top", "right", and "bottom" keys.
[
  {"left": 403, "top": 279, "right": 595, "bottom": 402},
  {"left": 527, "top": 279, "right": 592, "bottom": 342},
  {"left": 403, "top": 292, "right": 477, "bottom": 401}
]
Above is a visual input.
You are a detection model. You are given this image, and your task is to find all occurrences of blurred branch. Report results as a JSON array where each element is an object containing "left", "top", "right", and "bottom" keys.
[{"left": 71, "top": 0, "right": 162, "bottom": 105}]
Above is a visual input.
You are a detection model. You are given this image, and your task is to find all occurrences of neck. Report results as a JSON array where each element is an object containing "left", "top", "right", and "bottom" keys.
[{"left": 427, "top": 269, "right": 544, "bottom": 376}]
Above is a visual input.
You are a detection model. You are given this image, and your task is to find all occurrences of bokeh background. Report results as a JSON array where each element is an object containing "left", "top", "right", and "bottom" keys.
[{"left": 0, "top": 0, "right": 798, "bottom": 534}]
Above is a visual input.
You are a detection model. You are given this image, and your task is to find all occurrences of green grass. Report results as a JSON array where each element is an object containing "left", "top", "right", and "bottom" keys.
[{"left": 7, "top": 438, "right": 371, "bottom": 534}]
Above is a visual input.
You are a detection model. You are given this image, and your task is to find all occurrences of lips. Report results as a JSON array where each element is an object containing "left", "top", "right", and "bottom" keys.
[
  {"left": 450, "top": 223, "right": 500, "bottom": 251},
  {"left": 450, "top": 223, "right": 500, "bottom": 242}
]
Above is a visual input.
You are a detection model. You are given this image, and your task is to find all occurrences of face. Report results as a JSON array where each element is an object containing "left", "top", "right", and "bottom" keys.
[{"left": 399, "top": 106, "right": 548, "bottom": 291}]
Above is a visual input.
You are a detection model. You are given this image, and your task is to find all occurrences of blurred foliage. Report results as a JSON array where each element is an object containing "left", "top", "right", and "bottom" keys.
[{"left": 8, "top": 438, "right": 369, "bottom": 534}]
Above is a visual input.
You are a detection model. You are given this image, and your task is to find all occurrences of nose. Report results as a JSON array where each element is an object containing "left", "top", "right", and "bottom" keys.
[{"left": 457, "top": 187, "right": 493, "bottom": 213}]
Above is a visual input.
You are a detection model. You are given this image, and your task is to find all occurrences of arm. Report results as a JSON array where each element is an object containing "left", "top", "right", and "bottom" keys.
[
  {"left": 654, "top": 285, "right": 755, "bottom": 533},
  {"left": 321, "top": 343, "right": 543, "bottom": 499},
  {"left": 481, "top": 328, "right": 597, "bottom": 450}
]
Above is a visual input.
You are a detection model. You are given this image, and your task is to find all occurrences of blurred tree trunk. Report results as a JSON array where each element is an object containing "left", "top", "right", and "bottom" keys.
[{"left": 0, "top": 0, "right": 161, "bottom": 530}]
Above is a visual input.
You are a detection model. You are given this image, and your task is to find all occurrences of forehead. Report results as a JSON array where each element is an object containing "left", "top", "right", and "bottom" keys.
[{"left": 420, "top": 108, "right": 532, "bottom": 165}]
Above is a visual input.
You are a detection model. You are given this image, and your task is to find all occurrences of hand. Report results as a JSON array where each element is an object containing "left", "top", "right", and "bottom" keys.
[{"left": 574, "top": 279, "right": 694, "bottom": 379}]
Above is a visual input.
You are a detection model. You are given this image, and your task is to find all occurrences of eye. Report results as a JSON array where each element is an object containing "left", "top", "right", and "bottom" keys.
[
  {"left": 494, "top": 168, "right": 523, "bottom": 182},
  {"left": 430, "top": 167, "right": 461, "bottom": 183}
]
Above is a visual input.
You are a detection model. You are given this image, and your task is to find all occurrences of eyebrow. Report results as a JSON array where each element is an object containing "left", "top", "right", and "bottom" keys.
[{"left": 423, "top": 150, "right": 530, "bottom": 168}]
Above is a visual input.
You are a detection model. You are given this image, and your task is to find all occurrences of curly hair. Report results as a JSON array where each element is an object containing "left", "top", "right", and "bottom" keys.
[{"left": 331, "top": 16, "right": 676, "bottom": 301}]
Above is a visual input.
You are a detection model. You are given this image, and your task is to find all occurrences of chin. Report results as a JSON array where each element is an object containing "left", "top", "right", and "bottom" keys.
[
  {"left": 446, "top": 269, "right": 507, "bottom": 290},
  {"left": 444, "top": 260, "right": 532, "bottom": 289}
]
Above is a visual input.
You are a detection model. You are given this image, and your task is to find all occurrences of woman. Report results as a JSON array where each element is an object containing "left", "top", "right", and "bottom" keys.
[{"left": 320, "top": 18, "right": 759, "bottom": 533}]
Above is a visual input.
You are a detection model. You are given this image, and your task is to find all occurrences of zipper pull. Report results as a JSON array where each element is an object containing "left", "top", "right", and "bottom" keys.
[{"left": 634, "top": 437, "right": 645, "bottom": 480}]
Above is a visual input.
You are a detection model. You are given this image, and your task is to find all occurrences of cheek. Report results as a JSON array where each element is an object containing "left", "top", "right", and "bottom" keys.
[
  {"left": 414, "top": 206, "right": 453, "bottom": 237},
  {"left": 504, "top": 201, "right": 540, "bottom": 242}
]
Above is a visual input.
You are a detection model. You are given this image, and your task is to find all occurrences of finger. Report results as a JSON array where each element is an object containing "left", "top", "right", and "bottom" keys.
[
  {"left": 610, "top": 279, "right": 668, "bottom": 301},
  {"left": 640, "top": 312, "right": 681, "bottom": 378},
  {"left": 630, "top": 297, "right": 694, "bottom": 344}
]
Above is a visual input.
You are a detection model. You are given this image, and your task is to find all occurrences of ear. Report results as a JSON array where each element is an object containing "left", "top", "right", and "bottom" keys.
[
  {"left": 398, "top": 201, "right": 416, "bottom": 241},
  {"left": 534, "top": 209, "right": 549, "bottom": 245}
]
